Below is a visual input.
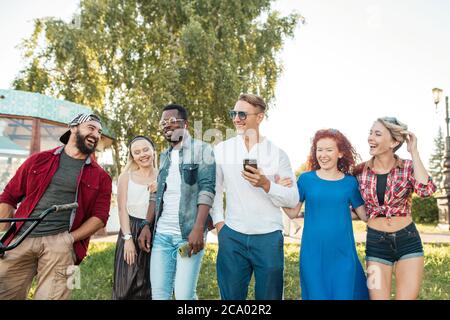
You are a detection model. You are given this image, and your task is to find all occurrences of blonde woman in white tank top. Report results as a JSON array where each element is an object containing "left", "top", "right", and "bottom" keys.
[{"left": 112, "top": 136, "right": 157, "bottom": 300}]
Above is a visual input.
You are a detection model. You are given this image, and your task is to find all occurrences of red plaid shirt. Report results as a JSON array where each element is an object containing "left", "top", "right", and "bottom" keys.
[{"left": 356, "top": 156, "right": 436, "bottom": 219}]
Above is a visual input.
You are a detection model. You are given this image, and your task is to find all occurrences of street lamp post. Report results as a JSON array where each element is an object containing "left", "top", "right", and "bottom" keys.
[{"left": 432, "top": 88, "right": 450, "bottom": 230}]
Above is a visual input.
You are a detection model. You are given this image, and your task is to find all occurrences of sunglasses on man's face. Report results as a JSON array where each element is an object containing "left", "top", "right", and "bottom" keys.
[
  {"left": 228, "top": 110, "right": 261, "bottom": 121},
  {"left": 159, "top": 117, "right": 185, "bottom": 128}
]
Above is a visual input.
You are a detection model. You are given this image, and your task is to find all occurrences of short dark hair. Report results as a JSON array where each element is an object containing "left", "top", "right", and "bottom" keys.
[{"left": 162, "top": 104, "right": 188, "bottom": 120}]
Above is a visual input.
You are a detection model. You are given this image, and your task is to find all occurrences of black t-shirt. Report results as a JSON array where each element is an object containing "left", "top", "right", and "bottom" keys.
[{"left": 376, "top": 173, "right": 389, "bottom": 206}]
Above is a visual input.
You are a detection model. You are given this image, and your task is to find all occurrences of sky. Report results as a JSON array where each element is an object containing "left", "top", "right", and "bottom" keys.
[{"left": 1, "top": 0, "right": 450, "bottom": 170}]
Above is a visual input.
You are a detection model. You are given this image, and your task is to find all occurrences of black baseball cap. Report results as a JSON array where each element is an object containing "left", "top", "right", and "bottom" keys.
[{"left": 59, "top": 113, "right": 102, "bottom": 144}]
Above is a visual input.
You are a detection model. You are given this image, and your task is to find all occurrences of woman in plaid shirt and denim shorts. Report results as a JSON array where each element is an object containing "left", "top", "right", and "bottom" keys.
[{"left": 355, "top": 117, "right": 436, "bottom": 300}]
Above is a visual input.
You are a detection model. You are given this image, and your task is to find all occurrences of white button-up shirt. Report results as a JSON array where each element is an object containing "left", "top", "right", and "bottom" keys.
[{"left": 210, "top": 135, "right": 299, "bottom": 234}]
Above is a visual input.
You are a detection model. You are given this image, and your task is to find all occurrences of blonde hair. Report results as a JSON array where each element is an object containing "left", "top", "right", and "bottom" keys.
[
  {"left": 238, "top": 93, "right": 267, "bottom": 112},
  {"left": 123, "top": 137, "right": 157, "bottom": 173},
  {"left": 377, "top": 117, "right": 408, "bottom": 152}
]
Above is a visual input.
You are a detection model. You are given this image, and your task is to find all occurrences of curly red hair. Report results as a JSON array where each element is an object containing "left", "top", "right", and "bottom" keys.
[{"left": 307, "top": 129, "right": 360, "bottom": 175}]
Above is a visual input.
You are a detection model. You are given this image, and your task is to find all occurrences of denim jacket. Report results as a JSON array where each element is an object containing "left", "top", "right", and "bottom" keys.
[{"left": 151, "top": 134, "right": 216, "bottom": 240}]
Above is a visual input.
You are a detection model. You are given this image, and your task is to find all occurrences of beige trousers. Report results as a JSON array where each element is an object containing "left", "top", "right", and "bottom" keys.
[{"left": 0, "top": 231, "right": 76, "bottom": 300}]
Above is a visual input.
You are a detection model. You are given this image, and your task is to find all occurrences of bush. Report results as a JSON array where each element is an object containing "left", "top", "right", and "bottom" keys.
[{"left": 412, "top": 195, "right": 439, "bottom": 224}]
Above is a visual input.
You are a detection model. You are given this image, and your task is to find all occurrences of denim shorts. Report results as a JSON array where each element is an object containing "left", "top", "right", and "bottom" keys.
[{"left": 365, "top": 222, "right": 424, "bottom": 266}]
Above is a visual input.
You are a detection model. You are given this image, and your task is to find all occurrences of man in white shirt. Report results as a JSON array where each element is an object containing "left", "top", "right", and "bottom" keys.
[{"left": 210, "top": 94, "right": 299, "bottom": 300}]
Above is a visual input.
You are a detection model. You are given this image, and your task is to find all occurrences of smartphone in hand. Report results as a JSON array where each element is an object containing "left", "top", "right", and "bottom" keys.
[
  {"left": 178, "top": 243, "right": 191, "bottom": 257},
  {"left": 243, "top": 159, "right": 258, "bottom": 172}
]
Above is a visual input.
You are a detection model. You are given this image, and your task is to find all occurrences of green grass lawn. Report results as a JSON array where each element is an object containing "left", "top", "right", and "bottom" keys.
[{"left": 67, "top": 242, "right": 450, "bottom": 300}]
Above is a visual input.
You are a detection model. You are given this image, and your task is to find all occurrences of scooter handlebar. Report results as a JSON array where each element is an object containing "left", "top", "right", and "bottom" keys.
[{"left": 52, "top": 202, "right": 78, "bottom": 212}]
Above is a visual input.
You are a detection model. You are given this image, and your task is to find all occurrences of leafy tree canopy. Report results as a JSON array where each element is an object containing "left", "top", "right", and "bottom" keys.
[{"left": 14, "top": 0, "right": 304, "bottom": 174}]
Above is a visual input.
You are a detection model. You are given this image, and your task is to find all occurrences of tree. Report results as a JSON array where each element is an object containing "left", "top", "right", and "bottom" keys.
[
  {"left": 295, "top": 161, "right": 308, "bottom": 178},
  {"left": 13, "top": 0, "right": 304, "bottom": 175},
  {"left": 429, "top": 127, "right": 444, "bottom": 194}
]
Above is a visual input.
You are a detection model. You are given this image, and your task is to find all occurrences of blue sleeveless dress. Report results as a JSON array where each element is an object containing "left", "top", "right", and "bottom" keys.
[{"left": 297, "top": 171, "right": 369, "bottom": 300}]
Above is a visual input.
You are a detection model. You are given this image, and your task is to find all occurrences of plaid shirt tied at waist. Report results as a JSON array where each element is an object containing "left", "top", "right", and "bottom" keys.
[{"left": 356, "top": 156, "right": 436, "bottom": 220}]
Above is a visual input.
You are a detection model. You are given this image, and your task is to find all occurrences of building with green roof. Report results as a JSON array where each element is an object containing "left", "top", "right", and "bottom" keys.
[{"left": 0, "top": 89, "right": 115, "bottom": 191}]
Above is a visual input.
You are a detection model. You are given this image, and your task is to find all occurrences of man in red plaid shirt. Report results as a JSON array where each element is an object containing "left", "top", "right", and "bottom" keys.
[{"left": 0, "top": 113, "right": 112, "bottom": 300}]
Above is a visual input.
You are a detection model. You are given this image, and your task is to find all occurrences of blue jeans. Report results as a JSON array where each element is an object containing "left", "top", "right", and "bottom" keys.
[
  {"left": 150, "top": 232, "right": 205, "bottom": 300},
  {"left": 216, "top": 224, "right": 284, "bottom": 300}
]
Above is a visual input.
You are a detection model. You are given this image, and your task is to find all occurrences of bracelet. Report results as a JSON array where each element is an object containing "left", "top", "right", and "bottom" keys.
[{"left": 140, "top": 220, "right": 151, "bottom": 229}]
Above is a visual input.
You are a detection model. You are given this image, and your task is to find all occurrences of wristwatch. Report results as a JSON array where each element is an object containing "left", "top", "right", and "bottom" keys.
[{"left": 122, "top": 233, "right": 132, "bottom": 240}]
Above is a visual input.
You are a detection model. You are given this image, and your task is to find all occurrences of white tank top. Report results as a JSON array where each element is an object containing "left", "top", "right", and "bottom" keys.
[{"left": 126, "top": 175, "right": 150, "bottom": 220}]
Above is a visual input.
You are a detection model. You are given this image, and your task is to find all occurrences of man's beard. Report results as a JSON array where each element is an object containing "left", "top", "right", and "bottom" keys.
[
  {"left": 164, "top": 128, "right": 185, "bottom": 143},
  {"left": 76, "top": 131, "right": 97, "bottom": 155}
]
